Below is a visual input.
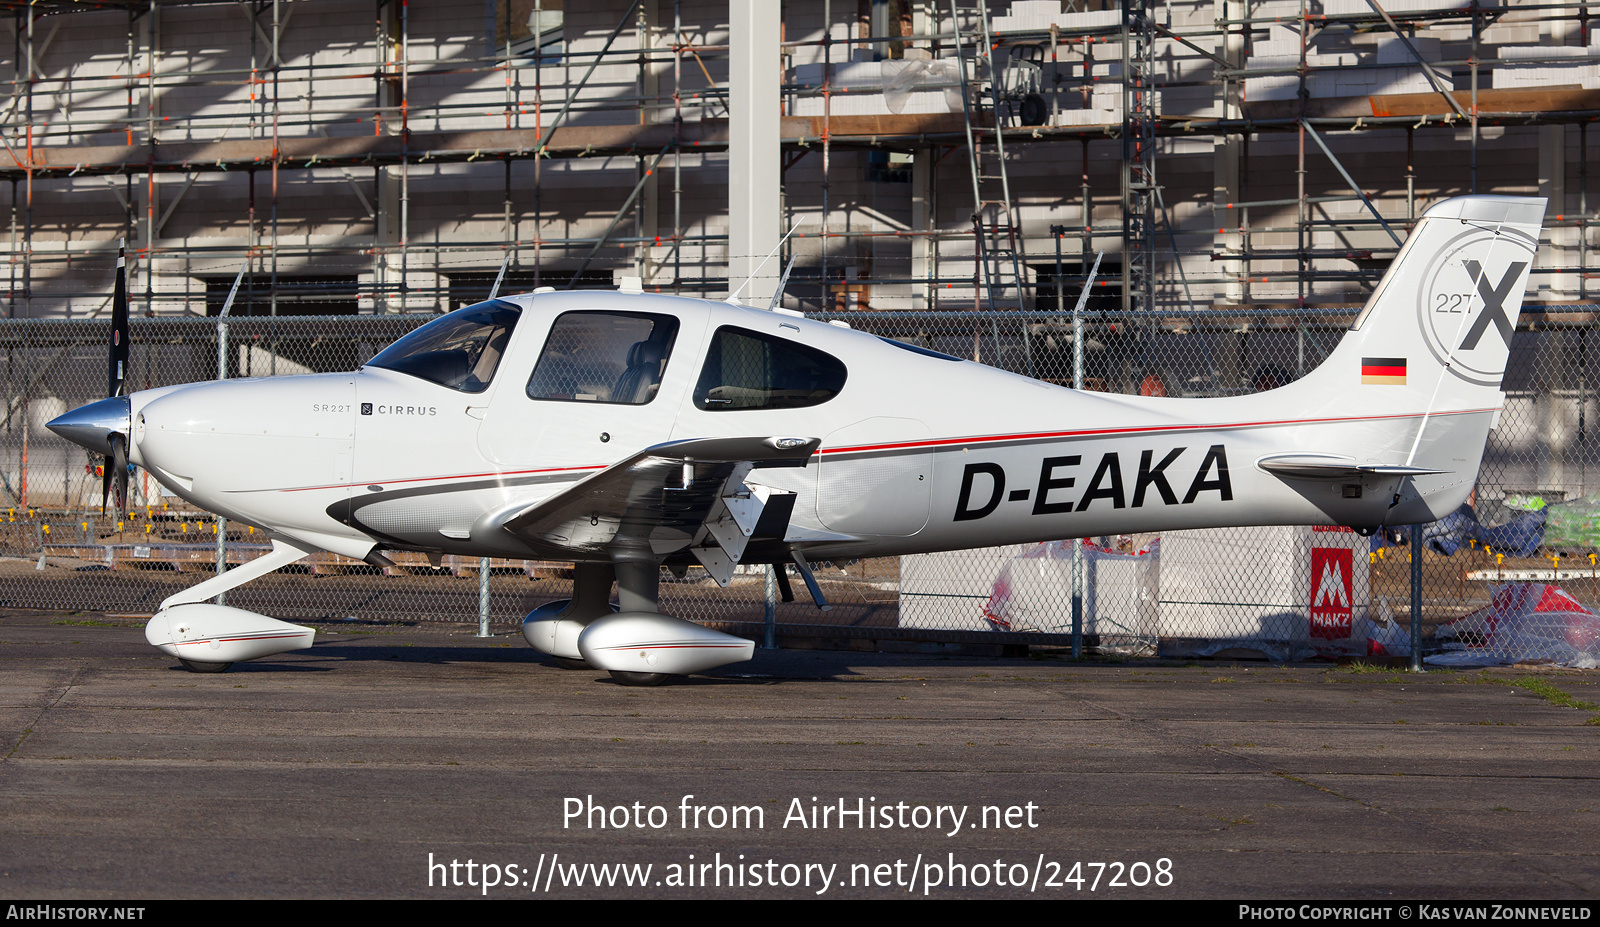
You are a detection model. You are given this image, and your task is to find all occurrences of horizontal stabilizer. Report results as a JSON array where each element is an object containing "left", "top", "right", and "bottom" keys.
[{"left": 1257, "top": 453, "right": 1446, "bottom": 480}]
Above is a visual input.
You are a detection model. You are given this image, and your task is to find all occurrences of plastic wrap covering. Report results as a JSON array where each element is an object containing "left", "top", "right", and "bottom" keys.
[{"left": 1430, "top": 583, "right": 1600, "bottom": 668}]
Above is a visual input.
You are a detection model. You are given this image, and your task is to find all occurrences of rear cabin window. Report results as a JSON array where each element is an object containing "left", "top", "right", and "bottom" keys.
[
  {"left": 693, "top": 326, "right": 847, "bottom": 411},
  {"left": 526, "top": 311, "right": 680, "bottom": 405}
]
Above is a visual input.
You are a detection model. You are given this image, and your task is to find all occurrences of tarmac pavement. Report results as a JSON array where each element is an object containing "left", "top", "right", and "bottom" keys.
[{"left": 1, "top": 610, "right": 1598, "bottom": 900}]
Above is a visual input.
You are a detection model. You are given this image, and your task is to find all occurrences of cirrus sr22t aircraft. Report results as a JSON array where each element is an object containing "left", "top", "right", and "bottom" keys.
[{"left": 49, "top": 195, "right": 1544, "bottom": 684}]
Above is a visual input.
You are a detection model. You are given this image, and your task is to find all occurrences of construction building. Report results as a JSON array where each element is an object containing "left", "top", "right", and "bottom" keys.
[{"left": 0, "top": 0, "right": 1591, "bottom": 322}]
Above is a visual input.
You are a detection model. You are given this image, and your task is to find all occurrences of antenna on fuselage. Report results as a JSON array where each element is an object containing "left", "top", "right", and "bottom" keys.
[
  {"left": 727, "top": 220, "right": 806, "bottom": 307},
  {"left": 488, "top": 251, "right": 512, "bottom": 301},
  {"left": 768, "top": 254, "right": 798, "bottom": 311}
]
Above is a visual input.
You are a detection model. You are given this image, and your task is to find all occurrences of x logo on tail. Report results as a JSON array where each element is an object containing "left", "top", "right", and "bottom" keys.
[{"left": 1457, "top": 261, "right": 1526, "bottom": 351}]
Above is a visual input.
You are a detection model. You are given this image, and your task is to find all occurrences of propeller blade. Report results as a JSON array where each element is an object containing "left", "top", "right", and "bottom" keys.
[
  {"left": 100, "top": 453, "right": 113, "bottom": 515},
  {"left": 108, "top": 243, "right": 130, "bottom": 399},
  {"left": 112, "top": 433, "right": 129, "bottom": 514}
]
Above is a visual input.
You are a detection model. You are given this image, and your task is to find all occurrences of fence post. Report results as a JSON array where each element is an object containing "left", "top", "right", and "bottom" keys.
[
  {"left": 1410, "top": 525, "right": 1424, "bottom": 672},
  {"left": 478, "top": 557, "right": 492, "bottom": 637},
  {"left": 764, "top": 563, "right": 777, "bottom": 649},
  {"left": 215, "top": 283, "right": 232, "bottom": 604},
  {"left": 215, "top": 516, "right": 227, "bottom": 605}
]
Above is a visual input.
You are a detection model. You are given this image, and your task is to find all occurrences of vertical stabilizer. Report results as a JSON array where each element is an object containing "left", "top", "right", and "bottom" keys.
[
  {"left": 1278, "top": 195, "right": 1546, "bottom": 523},
  {"left": 1325, "top": 195, "right": 1544, "bottom": 415}
]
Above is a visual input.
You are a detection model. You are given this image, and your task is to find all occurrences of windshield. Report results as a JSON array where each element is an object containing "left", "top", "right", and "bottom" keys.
[{"left": 365, "top": 300, "right": 521, "bottom": 392}]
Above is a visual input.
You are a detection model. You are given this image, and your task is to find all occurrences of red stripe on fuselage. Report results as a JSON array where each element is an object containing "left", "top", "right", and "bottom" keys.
[
  {"left": 269, "top": 407, "right": 1493, "bottom": 494},
  {"left": 815, "top": 407, "right": 1490, "bottom": 458}
]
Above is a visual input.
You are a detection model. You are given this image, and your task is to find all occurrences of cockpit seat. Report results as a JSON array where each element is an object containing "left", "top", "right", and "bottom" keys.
[{"left": 611, "top": 339, "right": 667, "bottom": 404}]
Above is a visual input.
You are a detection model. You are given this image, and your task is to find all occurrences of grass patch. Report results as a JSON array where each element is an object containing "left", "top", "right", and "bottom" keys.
[
  {"left": 1508, "top": 677, "right": 1600, "bottom": 712},
  {"left": 1339, "top": 662, "right": 1391, "bottom": 674},
  {"left": 51, "top": 619, "right": 117, "bottom": 628}
]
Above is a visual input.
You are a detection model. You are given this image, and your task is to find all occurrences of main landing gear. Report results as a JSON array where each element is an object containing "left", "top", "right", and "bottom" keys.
[{"left": 521, "top": 559, "right": 754, "bottom": 686}]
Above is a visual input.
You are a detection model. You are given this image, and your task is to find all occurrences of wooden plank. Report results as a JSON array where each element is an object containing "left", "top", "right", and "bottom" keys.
[
  {"left": 9, "top": 122, "right": 732, "bottom": 178},
  {"left": 1368, "top": 85, "right": 1600, "bottom": 117},
  {"left": 780, "top": 112, "right": 982, "bottom": 139},
  {"left": 7, "top": 112, "right": 1002, "bottom": 179},
  {"left": 1246, "top": 85, "right": 1600, "bottom": 121}
]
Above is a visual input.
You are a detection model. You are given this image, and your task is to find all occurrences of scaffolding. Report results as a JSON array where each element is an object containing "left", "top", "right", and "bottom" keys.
[{"left": 0, "top": 0, "right": 1592, "bottom": 320}]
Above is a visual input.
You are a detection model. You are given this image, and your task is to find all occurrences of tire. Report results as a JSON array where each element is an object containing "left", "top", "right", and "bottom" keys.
[
  {"left": 179, "top": 659, "right": 233, "bottom": 674},
  {"left": 609, "top": 670, "right": 669, "bottom": 687},
  {"left": 1021, "top": 93, "right": 1048, "bottom": 127},
  {"left": 552, "top": 657, "right": 593, "bottom": 670}
]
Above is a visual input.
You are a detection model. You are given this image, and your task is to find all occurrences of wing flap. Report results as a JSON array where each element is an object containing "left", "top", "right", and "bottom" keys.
[{"left": 496, "top": 436, "right": 821, "bottom": 572}]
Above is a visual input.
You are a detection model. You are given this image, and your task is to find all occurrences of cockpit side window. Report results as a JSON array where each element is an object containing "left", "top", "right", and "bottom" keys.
[
  {"left": 693, "top": 326, "right": 848, "bottom": 411},
  {"left": 526, "top": 311, "right": 680, "bottom": 405},
  {"left": 364, "top": 300, "right": 520, "bottom": 393}
]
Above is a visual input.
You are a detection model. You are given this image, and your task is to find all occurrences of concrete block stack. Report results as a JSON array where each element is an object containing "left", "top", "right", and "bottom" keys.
[
  {"left": 789, "top": 61, "right": 958, "bottom": 116},
  {"left": 1244, "top": 25, "right": 1449, "bottom": 101},
  {"left": 1054, "top": 60, "right": 1126, "bottom": 126},
  {"left": 1319, "top": 0, "right": 1473, "bottom": 13},
  {"left": 989, "top": 2, "right": 1122, "bottom": 33},
  {"left": 1493, "top": 44, "right": 1600, "bottom": 90}
]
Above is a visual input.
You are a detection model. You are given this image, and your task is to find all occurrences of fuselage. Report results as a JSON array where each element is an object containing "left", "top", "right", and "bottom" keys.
[{"left": 125, "top": 289, "right": 1490, "bottom": 564}]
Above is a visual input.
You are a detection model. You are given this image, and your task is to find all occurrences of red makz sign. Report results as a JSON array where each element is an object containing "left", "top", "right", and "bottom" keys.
[{"left": 1309, "top": 547, "right": 1354, "bottom": 640}]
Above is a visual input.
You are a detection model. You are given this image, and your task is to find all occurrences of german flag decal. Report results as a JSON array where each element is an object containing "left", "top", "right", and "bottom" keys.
[{"left": 1361, "top": 356, "right": 1407, "bottom": 385}]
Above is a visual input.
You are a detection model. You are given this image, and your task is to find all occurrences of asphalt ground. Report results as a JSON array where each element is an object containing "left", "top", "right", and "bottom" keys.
[{"left": 2, "top": 610, "right": 1598, "bottom": 902}]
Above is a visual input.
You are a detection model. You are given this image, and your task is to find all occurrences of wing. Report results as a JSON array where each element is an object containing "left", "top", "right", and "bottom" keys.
[{"left": 496, "top": 435, "right": 821, "bottom": 584}]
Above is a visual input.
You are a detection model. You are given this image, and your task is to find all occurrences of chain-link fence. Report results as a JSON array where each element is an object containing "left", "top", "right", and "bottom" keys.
[{"left": 3, "top": 306, "right": 1597, "bottom": 667}]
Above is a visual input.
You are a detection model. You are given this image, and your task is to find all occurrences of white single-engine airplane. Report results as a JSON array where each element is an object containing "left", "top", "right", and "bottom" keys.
[{"left": 48, "top": 195, "right": 1544, "bottom": 684}]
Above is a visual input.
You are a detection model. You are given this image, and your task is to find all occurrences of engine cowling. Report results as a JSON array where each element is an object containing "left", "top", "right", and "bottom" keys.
[
  {"left": 145, "top": 604, "right": 315, "bottom": 665},
  {"left": 577, "top": 612, "right": 754, "bottom": 675}
]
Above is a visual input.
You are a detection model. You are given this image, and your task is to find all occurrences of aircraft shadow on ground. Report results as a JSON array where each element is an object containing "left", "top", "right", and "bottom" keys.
[{"left": 157, "top": 637, "right": 1129, "bottom": 685}]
